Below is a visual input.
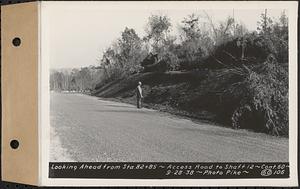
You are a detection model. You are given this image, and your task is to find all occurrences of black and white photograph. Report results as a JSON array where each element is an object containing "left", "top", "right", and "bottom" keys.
[{"left": 43, "top": 1, "right": 297, "bottom": 183}]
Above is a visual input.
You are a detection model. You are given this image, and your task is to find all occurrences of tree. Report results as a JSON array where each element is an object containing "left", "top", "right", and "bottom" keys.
[
  {"left": 257, "top": 9, "right": 273, "bottom": 36},
  {"left": 234, "top": 22, "right": 248, "bottom": 37},
  {"left": 119, "top": 27, "right": 141, "bottom": 59},
  {"left": 118, "top": 27, "right": 145, "bottom": 74},
  {"left": 178, "top": 13, "right": 214, "bottom": 69},
  {"left": 273, "top": 10, "right": 288, "bottom": 40},
  {"left": 100, "top": 46, "right": 122, "bottom": 81},
  {"left": 99, "top": 27, "right": 148, "bottom": 81},
  {"left": 256, "top": 10, "right": 288, "bottom": 63},
  {"left": 145, "top": 14, "right": 172, "bottom": 53},
  {"left": 180, "top": 13, "right": 202, "bottom": 40},
  {"left": 271, "top": 11, "right": 288, "bottom": 63},
  {"left": 144, "top": 14, "right": 180, "bottom": 71},
  {"left": 203, "top": 11, "right": 235, "bottom": 46}
]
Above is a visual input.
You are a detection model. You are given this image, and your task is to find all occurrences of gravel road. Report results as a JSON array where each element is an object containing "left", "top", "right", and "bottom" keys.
[{"left": 50, "top": 92, "right": 288, "bottom": 162}]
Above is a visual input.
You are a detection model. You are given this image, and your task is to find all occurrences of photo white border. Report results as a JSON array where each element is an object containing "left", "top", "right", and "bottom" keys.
[{"left": 39, "top": 1, "right": 298, "bottom": 186}]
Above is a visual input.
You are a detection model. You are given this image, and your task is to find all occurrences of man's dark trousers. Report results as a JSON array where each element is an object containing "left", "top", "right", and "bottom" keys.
[{"left": 137, "top": 96, "right": 142, "bottom": 108}]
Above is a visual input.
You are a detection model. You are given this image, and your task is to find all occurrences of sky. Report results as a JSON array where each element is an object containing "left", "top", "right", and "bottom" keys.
[{"left": 43, "top": 1, "right": 287, "bottom": 69}]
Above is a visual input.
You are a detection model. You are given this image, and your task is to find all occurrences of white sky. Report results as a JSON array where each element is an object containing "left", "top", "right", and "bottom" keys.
[{"left": 43, "top": 1, "right": 287, "bottom": 69}]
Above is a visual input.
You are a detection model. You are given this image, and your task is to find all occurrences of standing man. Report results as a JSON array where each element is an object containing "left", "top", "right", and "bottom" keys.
[{"left": 136, "top": 81, "right": 143, "bottom": 109}]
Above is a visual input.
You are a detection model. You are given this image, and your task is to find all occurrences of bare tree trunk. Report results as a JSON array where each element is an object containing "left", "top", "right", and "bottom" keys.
[{"left": 264, "top": 9, "right": 267, "bottom": 34}]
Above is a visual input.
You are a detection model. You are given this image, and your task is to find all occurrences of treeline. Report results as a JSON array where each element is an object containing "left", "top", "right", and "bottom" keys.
[
  {"left": 99, "top": 12, "right": 250, "bottom": 79},
  {"left": 97, "top": 10, "right": 288, "bottom": 135},
  {"left": 50, "top": 66, "right": 104, "bottom": 92},
  {"left": 99, "top": 10, "right": 288, "bottom": 77}
]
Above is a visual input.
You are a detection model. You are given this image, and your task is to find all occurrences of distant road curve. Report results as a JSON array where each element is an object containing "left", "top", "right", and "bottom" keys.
[{"left": 50, "top": 92, "right": 288, "bottom": 162}]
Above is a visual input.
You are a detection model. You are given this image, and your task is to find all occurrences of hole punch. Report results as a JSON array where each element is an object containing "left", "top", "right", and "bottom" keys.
[
  {"left": 10, "top": 140, "right": 19, "bottom": 149},
  {"left": 12, "top": 37, "right": 21, "bottom": 47}
]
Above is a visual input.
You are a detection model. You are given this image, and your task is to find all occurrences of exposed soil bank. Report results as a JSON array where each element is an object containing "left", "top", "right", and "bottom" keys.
[{"left": 93, "top": 70, "right": 278, "bottom": 135}]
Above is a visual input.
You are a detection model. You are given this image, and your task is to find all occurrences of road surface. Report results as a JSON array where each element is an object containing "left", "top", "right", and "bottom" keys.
[{"left": 50, "top": 92, "right": 288, "bottom": 162}]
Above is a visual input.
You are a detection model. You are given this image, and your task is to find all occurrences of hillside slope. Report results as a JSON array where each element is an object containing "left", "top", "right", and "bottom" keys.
[
  {"left": 93, "top": 34, "right": 288, "bottom": 136},
  {"left": 92, "top": 69, "right": 254, "bottom": 131}
]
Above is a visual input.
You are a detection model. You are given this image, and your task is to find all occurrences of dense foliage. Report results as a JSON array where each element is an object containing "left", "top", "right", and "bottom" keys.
[
  {"left": 228, "top": 56, "right": 288, "bottom": 135},
  {"left": 229, "top": 11, "right": 288, "bottom": 135},
  {"left": 94, "top": 10, "right": 288, "bottom": 136}
]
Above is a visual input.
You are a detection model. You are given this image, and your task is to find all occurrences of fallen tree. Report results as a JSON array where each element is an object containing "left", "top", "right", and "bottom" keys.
[{"left": 94, "top": 33, "right": 288, "bottom": 136}]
